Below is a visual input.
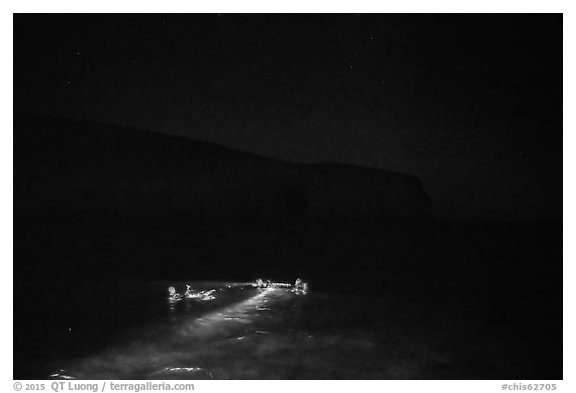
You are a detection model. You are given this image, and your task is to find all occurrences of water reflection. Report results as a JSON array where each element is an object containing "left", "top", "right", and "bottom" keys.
[
  {"left": 167, "top": 298, "right": 180, "bottom": 320},
  {"left": 50, "top": 370, "right": 76, "bottom": 380},
  {"left": 48, "top": 282, "right": 300, "bottom": 379}
]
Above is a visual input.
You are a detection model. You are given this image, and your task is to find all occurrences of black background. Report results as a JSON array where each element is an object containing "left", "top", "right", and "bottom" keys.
[
  {"left": 13, "top": 14, "right": 563, "bottom": 380},
  {"left": 14, "top": 14, "right": 562, "bottom": 220}
]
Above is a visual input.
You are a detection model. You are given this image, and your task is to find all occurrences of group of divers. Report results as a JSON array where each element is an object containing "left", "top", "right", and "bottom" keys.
[{"left": 167, "top": 278, "right": 309, "bottom": 301}]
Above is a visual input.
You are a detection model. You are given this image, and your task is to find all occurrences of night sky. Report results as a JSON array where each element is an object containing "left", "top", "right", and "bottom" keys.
[{"left": 14, "top": 14, "right": 562, "bottom": 220}]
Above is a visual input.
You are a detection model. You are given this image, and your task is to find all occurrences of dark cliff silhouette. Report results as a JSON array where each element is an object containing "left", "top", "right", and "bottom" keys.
[
  {"left": 15, "top": 114, "right": 432, "bottom": 221},
  {"left": 15, "top": 114, "right": 432, "bottom": 284}
]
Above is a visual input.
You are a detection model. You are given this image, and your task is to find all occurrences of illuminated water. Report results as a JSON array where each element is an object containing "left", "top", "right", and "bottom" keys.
[
  {"left": 44, "top": 282, "right": 388, "bottom": 379},
  {"left": 15, "top": 280, "right": 560, "bottom": 380}
]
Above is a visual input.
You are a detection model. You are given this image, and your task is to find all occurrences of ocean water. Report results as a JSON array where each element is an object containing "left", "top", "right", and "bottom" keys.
[
  {"left": 15, "top": 278, "right": 561, "bottom": 380},
  {"left": 40, "top": 281, "right": 395, "bottom": 380}
]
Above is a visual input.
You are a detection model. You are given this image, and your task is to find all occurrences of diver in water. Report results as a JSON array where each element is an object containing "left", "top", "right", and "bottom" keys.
[
  {"left": 185, "top": 284, "right": 193, "bottom": 298},
  {"left": 294, "top": 278, "right": 303, "bottom": 290},
  {"left": 293, "top": 278, "right": 309, "bottom": 293},
  {"left": 168, "top": 286, "right": 182, "bottom": 300}
]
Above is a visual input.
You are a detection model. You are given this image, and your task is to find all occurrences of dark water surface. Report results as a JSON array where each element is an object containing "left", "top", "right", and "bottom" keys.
[
  {"left": 14, "top": 217, "right": 562, "bottom": 379},
  {"left": 14, "top": 277, "right": 561, "bottom": 380}
]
